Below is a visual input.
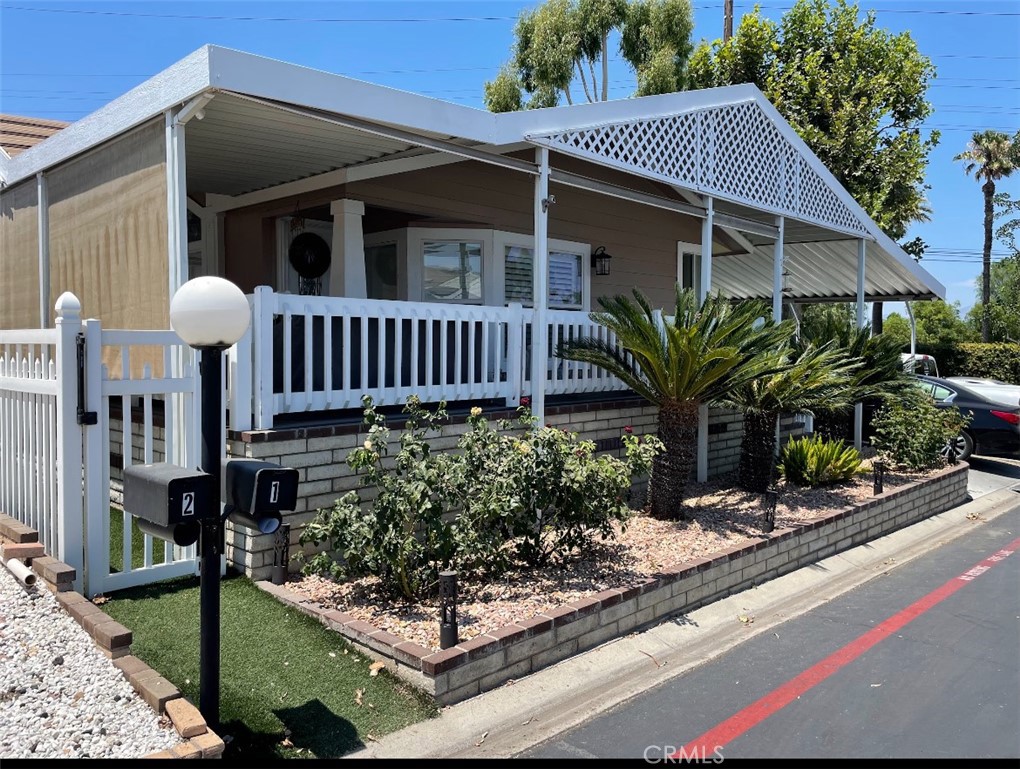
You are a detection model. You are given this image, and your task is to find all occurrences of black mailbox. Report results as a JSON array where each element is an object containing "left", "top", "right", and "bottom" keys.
[
  {"left": 123, "top": 463, "right": 217, "bottom": 546},
  {"left": 222, "top": 459, "right": 299, "bottom": 535}
]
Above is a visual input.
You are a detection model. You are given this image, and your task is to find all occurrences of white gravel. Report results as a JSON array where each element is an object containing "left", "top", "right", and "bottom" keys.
[{"left": 0, "top": 564, "right": 178, "bottom": 758}]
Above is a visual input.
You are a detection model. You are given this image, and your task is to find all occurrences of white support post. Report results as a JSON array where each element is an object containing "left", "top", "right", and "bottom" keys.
[
  {"left": 906, "top": 301, "right": 917, "bottom": 362},
  {"left": 36, "top": 173, "right": 49, "bottom": 328},
  {"left": 82, "top": 318, "right": 105, "bottom": 596},
  {"left": 506, "top": 302, "right": 524, "bottom": 406},
  {"left": 531, "top": 148, "right": 550, "bottom": 426},
  {"left": 697, "top": 196, "right": 714, "bottom": 482},
  {"left": 251, "top": 286, "right": 275, "bottom": 429},
  {"left": 773, "top": 215, "right": 785, "bottom": 321},
  {"left": 328, "top": 199, "right": 368, "bottom": 298},
  {"left": 855, "top": 239, "right": 867, "bottom": 450},
  {"left": 54, "top": 292, "right": 84, "bottom": 593},
  {"left": 166, "top": 110, "right": 189, "bottom": 466}
]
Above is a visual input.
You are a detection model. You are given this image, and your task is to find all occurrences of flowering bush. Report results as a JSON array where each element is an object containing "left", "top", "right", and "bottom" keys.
[
  {"left": 299, "top": 397, "right": 661, "bottom": 599},
  {"left": 871, "top": 389, "right": 970, "bottom": 471}
]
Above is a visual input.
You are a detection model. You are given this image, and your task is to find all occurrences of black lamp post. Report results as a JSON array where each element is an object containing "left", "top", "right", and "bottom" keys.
[
  {"left": 170, "top": 277, "right": 252, "bottom": 728},
  {"left": 873, "top": 460, "right": 886, "bottom": 495}
]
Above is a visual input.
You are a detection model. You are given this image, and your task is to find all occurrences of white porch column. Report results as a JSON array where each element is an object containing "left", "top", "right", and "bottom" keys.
[
  {"left": 855, "top": 238, "right": 867, "bottom": 450},
  {"left": 531, "top": 148, "right": 551, "bottom": 426},
  {"left": 328, "top": 199, "right": 367, "bottom": 298},
  {"left": 772, "top": 215, "right": 785, "bottom": 321},
  {"left": 36, "top": 172, "right": 49, "bottom": 328},
  {"left": 697, "top": 196, "right": 714, "bottom": 483}
]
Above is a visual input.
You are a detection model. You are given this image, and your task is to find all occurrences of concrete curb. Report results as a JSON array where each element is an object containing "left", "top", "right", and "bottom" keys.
[{"left": 350, "top": 485, "right": 1019, "bottom": 759}]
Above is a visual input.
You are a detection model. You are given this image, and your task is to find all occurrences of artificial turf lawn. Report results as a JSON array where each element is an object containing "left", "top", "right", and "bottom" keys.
[
  {"left": 108, "top": 508, "right": 167, "bottom": 572},
  {"left": 102, "top": 574, "right": 437, "bottom": 759}
]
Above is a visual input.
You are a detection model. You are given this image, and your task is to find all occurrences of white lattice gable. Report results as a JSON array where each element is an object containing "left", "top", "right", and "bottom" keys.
[{"left": 526, "top": 97, "right": 869, "bottom": 237}]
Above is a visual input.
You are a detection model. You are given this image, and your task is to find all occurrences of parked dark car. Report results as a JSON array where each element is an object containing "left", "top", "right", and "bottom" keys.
[{"left": 915, "top": 375, "right": 1020, "bottom": 460}]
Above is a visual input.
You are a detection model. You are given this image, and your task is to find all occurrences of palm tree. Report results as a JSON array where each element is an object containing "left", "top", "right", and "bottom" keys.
[
  {"left": 796, "top": 319, "right": 912, "bottom": 441},
  {"left": 557, "top": 287, "right": 792, "bottom": 519},
  {"left": 955, "top": 130, "right": 1019, "bottom": 342},
  {"left": 722, "top": 343, "right": 859, "bottom": 493}
]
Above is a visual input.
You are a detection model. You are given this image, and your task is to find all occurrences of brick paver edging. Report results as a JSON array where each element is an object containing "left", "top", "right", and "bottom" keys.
[
  {"left": 0, "top": 514, "right": 225, "bottom": 759},
  {"left": 256, "top": 462, "right": 970, "bottom": 705}
]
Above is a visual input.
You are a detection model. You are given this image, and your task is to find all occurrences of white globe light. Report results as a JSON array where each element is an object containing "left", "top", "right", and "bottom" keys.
[{"left": 170, "top": 277, "right": 250, "bottom": 349}]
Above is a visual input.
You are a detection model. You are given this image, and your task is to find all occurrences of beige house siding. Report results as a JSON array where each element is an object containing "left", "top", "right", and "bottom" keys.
[
  {"left": 0, "top": 179, "right": 41, "bottom": 328},
  {"left": 222, "top": 153, "right": 703, "bottom": 308}
]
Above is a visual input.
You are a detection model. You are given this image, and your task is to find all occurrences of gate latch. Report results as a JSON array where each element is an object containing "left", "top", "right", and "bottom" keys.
[{"left": 76, "top": 333, "right": 98, "bottom": 426}]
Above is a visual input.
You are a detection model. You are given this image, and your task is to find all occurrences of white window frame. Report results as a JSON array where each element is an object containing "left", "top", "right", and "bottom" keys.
[
  {"left": 494, "top": 230, "right": 591, "bottom": 311},
  {"left": 677, "top": 240, "right": 702, "bottom": 293},
  {"left": 406, "top": 227, "right": 491, "bottom": 304}
]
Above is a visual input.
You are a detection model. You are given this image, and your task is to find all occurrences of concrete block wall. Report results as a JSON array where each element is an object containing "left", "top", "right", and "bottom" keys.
[{"left": 259, "top": 461, "right": 968, "bottom": 704}]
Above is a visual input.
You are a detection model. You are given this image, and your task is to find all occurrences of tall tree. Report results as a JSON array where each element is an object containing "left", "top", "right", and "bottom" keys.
[
  {"left": 484, "top": 0, "right": 693, "bottom": 111},
  {"left": 994, "top": 192, "right": 1020, "bottom": 259},
  {"left": 954, "top": 130, "right": 1019, "bottom": 342},
  {"left": 686, "top": 0, "right": 938, "bottom": 245},
  {"left": 965, "top": 256, "right": 1020, "bottom": 343}
]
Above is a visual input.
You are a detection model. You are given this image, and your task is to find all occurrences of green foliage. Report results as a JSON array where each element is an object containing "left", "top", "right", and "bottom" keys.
[
  {"left": 723, "top": 342, "right": 859, "bottom": 492},
  {"left": 871, "top": 390, "right": 969, "bottom": 471},
  {"left": 557, "top": 286, "right": 792, "bottom": 517},
  {"left": 455, "top": 407, "right": 660, "bottom": 569},
  {"left": 300, "top": 396, "right": 659, "bottom": 599},
  {"left": 883, "top": 300, "right": 978, "bottom": 351},
  {"left": 915, "top": 341, "right": 1020, "bottom": 385},
  {"left": 963, "top": 255, "right": 1020, "bottom": 343},
  {"left": 779, "top": 434, "right": 862, "bottom": 487},
  {"left": 687, "top": 0, "right": 938, "bottom": 241},
  {"left": 484, "top": 0, "right": 693, "bottom": 110},
  {"left": 995, "top": 192, "right": 1020, "bottom": 258}
]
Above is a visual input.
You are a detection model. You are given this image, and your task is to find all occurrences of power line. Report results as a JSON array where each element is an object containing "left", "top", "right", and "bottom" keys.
[{"left": 1, "top": 2, "right": 1018, "bottom": 22}]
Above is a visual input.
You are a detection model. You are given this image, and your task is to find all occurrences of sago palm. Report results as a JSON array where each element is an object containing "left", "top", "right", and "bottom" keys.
[
  {"left": 557, "top": 287, "right": 792, "bottom": 519},
  {"left": 722, "top": 343, "right": 859, "bottom": 493},
  {"left": 796, "top": 319, "right": 912, "bottom": 441},
  {"left": 955, "top": 130, "right": 1019, "bottom": 342}
]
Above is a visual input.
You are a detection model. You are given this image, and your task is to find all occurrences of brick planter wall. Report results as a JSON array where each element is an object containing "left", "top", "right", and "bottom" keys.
[{"left": 259, "top": 461, "right": 969, "bottom": 704}]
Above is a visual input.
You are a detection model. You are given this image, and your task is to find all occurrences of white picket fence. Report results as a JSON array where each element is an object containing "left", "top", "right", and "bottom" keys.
[
  {"left": 231, "top": 287, "right": 631, "bottom": 430},
  {"left": 0, "top": 293, "right": 206, "bottom": 596},
  {"left": 0, "top": 328, "right": 63, "bottom": 561}
]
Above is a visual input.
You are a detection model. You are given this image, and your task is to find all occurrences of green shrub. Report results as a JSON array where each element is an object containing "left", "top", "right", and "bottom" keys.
[
  {"left": 915, "top": 342, "right": 1020, "bottom": 384},
  {"left": 298, "top": 396, "right": 661, "bottom": 600},
  {"left": 779, "top": 435, "right": 862, "bottom": 487},
  {"left": 871, "top": 390, "right": 970, "bottom": 471}
]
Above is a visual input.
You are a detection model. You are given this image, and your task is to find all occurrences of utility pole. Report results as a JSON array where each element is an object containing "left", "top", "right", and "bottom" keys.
[{"left": 724, "top": 0, "right": 734, "bottom": 41}]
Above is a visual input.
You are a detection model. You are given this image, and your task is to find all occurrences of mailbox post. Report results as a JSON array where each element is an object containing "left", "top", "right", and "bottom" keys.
[{"left": 169, "top": 277, "right": 252, "bottom": 728}]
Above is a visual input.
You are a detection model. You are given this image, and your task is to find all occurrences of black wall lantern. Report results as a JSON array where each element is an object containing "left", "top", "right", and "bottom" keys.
[{"left": 592, "top": 246, "right": 613, "bottom": 276}]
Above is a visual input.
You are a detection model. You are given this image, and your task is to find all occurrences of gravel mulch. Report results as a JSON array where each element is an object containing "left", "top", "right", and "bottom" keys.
[
  {"left": 291, "top": 463, "right": 939, "bottom": 652},
  {"left": 0, "top": 566, "right": 178, "bottom": 759}
]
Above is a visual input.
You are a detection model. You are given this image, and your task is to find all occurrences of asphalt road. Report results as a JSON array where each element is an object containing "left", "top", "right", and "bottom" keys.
[
  {"left": 526, "top": 502, "right": 1020, "bottom": 760},
  {"left": 967, "top": 455, "right": 1020, "bottom": 499}
]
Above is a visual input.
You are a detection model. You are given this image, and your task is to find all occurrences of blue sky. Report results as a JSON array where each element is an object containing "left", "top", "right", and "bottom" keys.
[{"left": 2, "top": 0, "right": 1018, "bottom": 315}]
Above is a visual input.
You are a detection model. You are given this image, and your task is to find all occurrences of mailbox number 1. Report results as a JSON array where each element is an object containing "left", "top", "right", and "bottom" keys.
[
  {"left": 182, "top": 492, "right": 195, "bottom": 517},
  {"left": 270, "top": 481, "right": 280, "bottom": 504}
]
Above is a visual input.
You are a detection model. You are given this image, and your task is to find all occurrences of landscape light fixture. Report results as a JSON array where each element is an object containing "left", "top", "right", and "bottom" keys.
[
  {"left": 873, "top": 460, "right": 887, "bottom": 495},
  {"left": 592, "top": 246, "right": 613, "bottom": 276},
  {"left": 439, "top": 570, "right": 459, "bottom": 650},
  {"left": 762, "top": 487, "right": 778, "bottom": 534}
]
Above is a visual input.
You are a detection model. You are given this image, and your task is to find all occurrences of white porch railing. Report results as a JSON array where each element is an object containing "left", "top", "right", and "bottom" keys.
[{"left": 231, "top": 287, "right": 632, "bottom": 430}]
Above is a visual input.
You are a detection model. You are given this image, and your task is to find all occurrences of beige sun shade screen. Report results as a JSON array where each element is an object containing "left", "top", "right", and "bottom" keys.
[
  {"left": 47, "top": 119, "right": 169, "bottom": 377},
  {"left": 0, "top": 179, "right": 41, "bottom": 328}
]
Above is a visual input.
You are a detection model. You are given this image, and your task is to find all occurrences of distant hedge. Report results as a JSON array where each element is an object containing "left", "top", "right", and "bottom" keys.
[{"left": 914, "top": 342, "right": 1020, "bottom": 384}]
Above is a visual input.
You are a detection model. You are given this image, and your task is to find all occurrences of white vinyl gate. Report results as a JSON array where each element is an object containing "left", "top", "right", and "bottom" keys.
[{"left": 0, "top": 293, "right": 209, "bottom": 596}]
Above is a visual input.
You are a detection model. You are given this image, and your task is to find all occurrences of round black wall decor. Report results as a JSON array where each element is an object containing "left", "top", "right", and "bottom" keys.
[{"left": 288, "top": 232, "right": 332, "bottom": 279}]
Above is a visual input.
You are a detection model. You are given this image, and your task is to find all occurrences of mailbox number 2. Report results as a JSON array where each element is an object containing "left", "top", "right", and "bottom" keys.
[
  {"left": 182, "top": 491, "right": 195, "bottom": 517},
  {"left": 269, "top": 481, "right": 280, "bottom": 505}
]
